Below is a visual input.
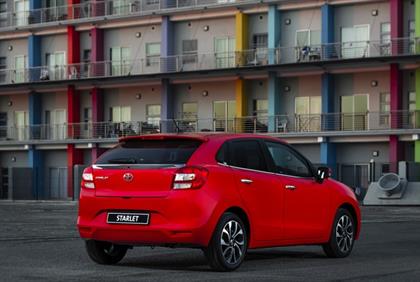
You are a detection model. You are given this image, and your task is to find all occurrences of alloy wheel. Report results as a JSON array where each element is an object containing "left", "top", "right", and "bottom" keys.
[
  {"left": 220, "top": 220, "right": 245, "bottom": 265},
  {"left": 336, "top": 214, "right": 354, "bottom": 253}
]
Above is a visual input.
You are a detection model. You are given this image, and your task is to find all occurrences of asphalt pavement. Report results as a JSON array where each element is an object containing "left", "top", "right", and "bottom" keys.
[{"left": 0, "top": 201, "right": 419, "bottom": 281}]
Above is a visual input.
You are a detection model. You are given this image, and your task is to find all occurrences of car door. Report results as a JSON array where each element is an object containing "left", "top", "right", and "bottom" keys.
[
  {"left": 262, "top": 141, "right": 330, "bottom": 241},
  {"left": 225, "top": 139, "right": 283, "bottom": 242}
]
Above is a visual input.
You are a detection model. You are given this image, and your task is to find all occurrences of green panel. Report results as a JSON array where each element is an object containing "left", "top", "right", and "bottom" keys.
[
  {"left": 416, "top": 0, "right": 420, "bottom": 37},
  {"left": 416, "top": 141, "right": 420, "bottom": 162}
]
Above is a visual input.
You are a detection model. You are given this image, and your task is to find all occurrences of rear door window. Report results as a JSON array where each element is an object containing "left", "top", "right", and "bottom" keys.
[
  {"left": 96, "top": 139, "right": 202, "bottom": 165},
  {"left": 227, "top": 140, "right": 268, "bottom": 172}
]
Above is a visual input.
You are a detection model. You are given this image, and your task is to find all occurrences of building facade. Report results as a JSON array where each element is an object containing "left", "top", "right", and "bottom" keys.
[{"left": 0, "top": 0, "right": 419, "bottom": 200}]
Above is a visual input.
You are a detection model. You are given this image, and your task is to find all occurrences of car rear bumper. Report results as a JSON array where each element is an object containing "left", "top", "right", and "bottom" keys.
[{"left": 77, "top": 188, "right": 218, "bottom": 247}]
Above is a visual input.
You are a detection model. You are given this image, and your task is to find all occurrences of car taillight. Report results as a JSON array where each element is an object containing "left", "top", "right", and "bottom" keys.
[
  {"left": 81, "top": 167, "right": 95, "bottom": 189},
  {"left": 172, "top": 166, "right": 208, "bottom": 190}
]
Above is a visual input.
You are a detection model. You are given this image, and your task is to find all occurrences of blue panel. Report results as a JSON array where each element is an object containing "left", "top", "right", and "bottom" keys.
[
  {"left": 321, "top": 4, "right": 334, "bottom": 44},
  {"left": 28, "top": 149, "right": 44, "bottom": 199},
  {"left": 28, "top": 92, "right": 43, "bottom": 199},
  {"left": 161, "top": 79, "right": 174, "bottom": 133},
  {"left": 29, "top": 0, "right": 41, "bottom": 10},
  {"left": 161, "top": 16, "right": 174, "bottom": 72},
  {"left": 28, "top": 35, "right": 41, "bottom": 82},
  {"left": 321, "top": 141, "right": 336, "bottom": 178},
  {"left": 268, "top": 72, "right": 281, "bottom": 132},
  {"left": 268, "top": 5, "right": 280, "bottom": 64},
  {"left": 321, "top": 4, "right": 334, "bottom": 59}
]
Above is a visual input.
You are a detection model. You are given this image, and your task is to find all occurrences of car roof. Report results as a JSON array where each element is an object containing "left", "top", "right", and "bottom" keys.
[{"left": 119, "top": 133, "right": 286, "bottom": 144}]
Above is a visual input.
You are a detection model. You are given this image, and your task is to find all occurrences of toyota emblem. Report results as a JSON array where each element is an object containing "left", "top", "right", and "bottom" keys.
[{"left": 123, "top": 173, "right": 134, "bottom": 182}]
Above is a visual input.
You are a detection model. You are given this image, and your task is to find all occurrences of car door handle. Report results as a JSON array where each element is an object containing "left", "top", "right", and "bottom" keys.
[
  {"left": 240, "top": 179, "right": 253, "bottom": 184},
  {"left": 285, "top": 185, "right": 296, "bottom": 190}
]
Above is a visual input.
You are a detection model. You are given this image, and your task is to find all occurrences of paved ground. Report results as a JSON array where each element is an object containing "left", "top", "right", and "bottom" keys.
[{"left": 0, "top": 202, "right": 420, "bottom": 281}]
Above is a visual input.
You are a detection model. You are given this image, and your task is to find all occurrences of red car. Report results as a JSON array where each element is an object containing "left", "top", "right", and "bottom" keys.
[{"left": 77, "top": 134, "right": 360, "bottom": 271}]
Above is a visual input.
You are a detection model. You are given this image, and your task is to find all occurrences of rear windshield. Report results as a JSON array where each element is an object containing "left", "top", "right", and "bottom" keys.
[{"left": 96, "top": 139, "right": 202, "bottom": 165}]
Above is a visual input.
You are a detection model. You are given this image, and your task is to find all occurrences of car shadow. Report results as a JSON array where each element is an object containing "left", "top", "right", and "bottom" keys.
[{"left": 118, "top": 248, "right": 325, "bottom": 272}]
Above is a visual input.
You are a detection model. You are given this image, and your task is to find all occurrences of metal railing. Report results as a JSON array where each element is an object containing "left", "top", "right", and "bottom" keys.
[
  {"left": 1, "top": 110, "right": 419, "bottom": 142},
  {"left": 0, "top": 37, "right": 418, "bottom": 85},
  {"left": 0, "top": 0, "right": 256, "bottom": 30}
]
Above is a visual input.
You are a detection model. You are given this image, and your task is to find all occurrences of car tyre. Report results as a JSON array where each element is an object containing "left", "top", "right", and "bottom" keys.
[
  {"left": 323, "top": 208, "right": 355, "bottom": 258},
  {"left": 204, "top": 212, "right": 248, "bottom": 271},
  {"left": 85, "top": 240, "right": 128, "bottom": 265}
]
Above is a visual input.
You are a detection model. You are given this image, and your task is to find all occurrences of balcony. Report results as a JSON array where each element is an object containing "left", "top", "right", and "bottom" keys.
[
  {"left": 0, "top": 37, "right": 418, "bottom": 86},
  {"left": 0, "top": 0, "right": 254, "bottom": 31},
  {"left": 0, "top": 111, "right": 418, "bottom": 144}
]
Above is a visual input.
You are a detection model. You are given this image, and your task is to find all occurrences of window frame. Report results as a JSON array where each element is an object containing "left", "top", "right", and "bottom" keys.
[{"left": 261, "top": 140, "right": 315, "bottom": 178}]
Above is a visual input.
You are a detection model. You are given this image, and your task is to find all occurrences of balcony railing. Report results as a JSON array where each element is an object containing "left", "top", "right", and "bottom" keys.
[
  {"left": 0, "top": 0, "right": 255, "bottom": 30},
  {"left": 1, "top": 110, "right": 419, "bottom": 143},
  {"left": 0, "top": 37, "right": 418, "bottom": 86}
]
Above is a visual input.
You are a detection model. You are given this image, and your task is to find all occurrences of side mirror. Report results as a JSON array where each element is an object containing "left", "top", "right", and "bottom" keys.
[{"left": 316, "top": 166, "right": 331, "bottom": 183}]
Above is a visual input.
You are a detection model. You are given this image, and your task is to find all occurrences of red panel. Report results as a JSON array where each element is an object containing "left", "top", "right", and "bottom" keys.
[
  {"left": 67, "top": 26, "right": 80, "bottom": 65},
  {"left": 390, "top": 0, "right": 403, "bottom": 55},
  {"left": 389, "top": 135, "right": 403, "bottom": 173},
  {"left": 91, "top": 28, "right": 104, "bottom": 76}
]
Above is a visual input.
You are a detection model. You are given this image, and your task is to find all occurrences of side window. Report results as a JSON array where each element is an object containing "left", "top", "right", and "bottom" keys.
[
  {"left": 264, "top": 141, "right": 312, "bottom": 177},
  {"left": 216, "top": 142, "right": 228, "bottom": 164},
  {"left": 228, "top": 140, "right": 267, "bottom": 172}
]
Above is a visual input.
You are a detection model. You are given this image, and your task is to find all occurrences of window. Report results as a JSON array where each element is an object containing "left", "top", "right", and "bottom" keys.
[
  {"left": 295, "top": 96, "right": 321, "bottom": 131},
  {"left": 264, "top": 141, "right": 312, "bottom": 177},
  {"left": 380, "top": 22, "right": 391, "bottom": 55},
  {"left": 379, "top": 92, "right": 390, "bottom": 126},
  {"left": 182, "top": 39, "right": 198, "bottom": 64},
  {"left": 409, "top": 20, "right": 415, "bottom": 53},
  {"left": 341, "top": 25, "right": 370, "bottom": 58},
  {"left": 182, "top": 102, "right": 197, "bottom": 120},
  {"left": 228, "top": 140, "right": 267, "bottom": 172},
  {"left": 252, "top": 33, "right": 268, "bottom": 49},
  {"left": 110, "top": 106, "right": 131, "bottom": 122},
  {"left": 110, "top": 47, "right": 130, "bottom": 76},
  {"left": 0, "top": 57, "right": 6, "bottom": 82},
  {"left": 0, "top": 1, "right": 7, "bottom": 13},
  {"left": 341, "top": 95, "right": 369, "bottom": 130},
  {"left": 83, "top": 107, "right": 92, "bottom": 130},
  {"left": 146, "top": 43, "right": 160, "bottom": 67},
  {"left": 216, "top": 142, "right": 228, "bottom": 164},
  {"left": 213, "top": 100, "right": 236, "bottom": 132},
  {"left": 45, "top": 52, "right": 66, "bottom": 80},
  {"left": 253, "top": 99, "right": 268, "bottom": 117},
  {"left": 295, "top": 30, "right": 321, "bottom": 61},
  {"left": 214, "top": 37, "right": 235, "bottom": 68},
  {"left": 14, "top": 0, "right": 29, "bottom": 26},
  {"left": 111, "top": 0, "right": 129, "bottom": 15},
  {"left": 146, "top": 104, "right": 161, "bottom": 126},
  {"left": 14, "top": 55, "right": 26, "bottom": 83},
  {"left": 296, "top": 29, "right": 321, "bottom": 47},
  {"left": 82, "top": 49, "right": 91, "bottom": 77},
  {"left": 45, "top": 0, "right": 66, "bottom": 21},
  {"left": 96, "top": 139, "right": 202, "bottom": 165}
]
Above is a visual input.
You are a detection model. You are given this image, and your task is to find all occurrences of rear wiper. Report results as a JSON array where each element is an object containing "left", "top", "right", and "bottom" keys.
[{"left": 107, "top": 158, "right": 137, "bottom": 164}]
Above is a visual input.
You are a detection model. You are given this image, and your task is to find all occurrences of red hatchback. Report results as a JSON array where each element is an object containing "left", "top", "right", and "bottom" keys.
[{"left": 77, "top": 134, "right": 360, "bottom": 271}]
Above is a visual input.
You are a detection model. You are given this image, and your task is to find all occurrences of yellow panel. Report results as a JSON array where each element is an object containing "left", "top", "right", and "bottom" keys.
[
  {"left": 235, "top": 78, "right": 246, "bottom": 118},
  {"left": 235, "top": 12, "right": 248, "bottom": 67}
]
